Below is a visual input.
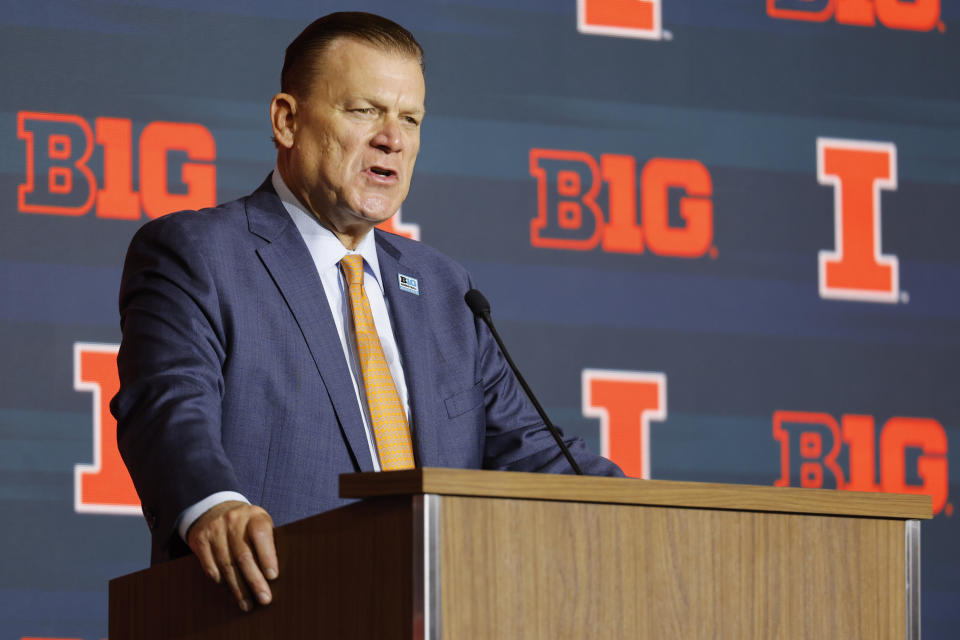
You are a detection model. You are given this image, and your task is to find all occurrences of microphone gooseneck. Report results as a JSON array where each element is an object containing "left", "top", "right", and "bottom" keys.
[{"left": 464, "top": 289, "right": 583, "bottom": 475}]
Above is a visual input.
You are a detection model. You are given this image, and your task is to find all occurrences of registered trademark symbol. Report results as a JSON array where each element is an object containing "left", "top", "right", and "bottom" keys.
[
  {"left": 946, "top": 502, "right": 954, "bottom": 517},
  {"left": 900, "top": 291, "right": 910, "bottom": 304},
  {"left": 662, "top": 30, "right": 673, "bottom": 41}
]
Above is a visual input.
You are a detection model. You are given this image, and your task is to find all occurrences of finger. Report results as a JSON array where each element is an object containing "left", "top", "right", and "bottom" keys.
[
  {"left": 249, "top": 515, "right": 278, "bottom": 581},
  {"left": 229, "top": 521, "right": 272, "bottom": 606},
  {"left": 191, "top": 533, "right": 221, "bottom": 584},
  {"left": 214, "top": 526, "right": 253, "bottom": 612},
  {"left": 187, "top": 501, "right": 242, "bottom": 583},
  {"left": 222, "top": 561, "right": 253, "bottom": 612}
]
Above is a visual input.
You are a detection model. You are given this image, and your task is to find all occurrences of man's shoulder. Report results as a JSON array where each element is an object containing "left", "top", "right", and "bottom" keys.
[
  {"left": 130, "top": 184, "right": 284, "bottom": 250},
  {"left": 137, "top": 192, "right": 256, "bottom": 237}
]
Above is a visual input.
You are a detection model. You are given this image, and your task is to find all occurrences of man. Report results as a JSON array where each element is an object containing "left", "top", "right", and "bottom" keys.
[{"left": 112, "top": 12, "right": 622, "bottom": 613}]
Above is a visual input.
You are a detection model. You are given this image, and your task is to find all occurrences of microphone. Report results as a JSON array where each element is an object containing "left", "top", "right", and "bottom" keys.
[{"left": 464, "top": 289, "right": 583, "bottom": 475}]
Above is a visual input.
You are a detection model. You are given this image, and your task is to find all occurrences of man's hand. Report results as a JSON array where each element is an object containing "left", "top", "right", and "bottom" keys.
[{"left": 187, "top": 500, "right": 278, "bottom": 612}]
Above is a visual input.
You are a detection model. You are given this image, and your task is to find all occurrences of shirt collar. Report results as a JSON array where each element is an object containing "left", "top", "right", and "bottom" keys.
[{"left": 271, "top": 168, "right": 383, "bottom": 291}]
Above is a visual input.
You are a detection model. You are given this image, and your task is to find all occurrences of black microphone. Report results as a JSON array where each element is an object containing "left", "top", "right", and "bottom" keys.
[{"left": 464, "top": 289, "right": 583, "bottom": 475}]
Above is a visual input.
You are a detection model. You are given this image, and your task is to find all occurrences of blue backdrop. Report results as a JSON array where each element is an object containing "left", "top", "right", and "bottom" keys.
[{"left": 1, "top": 1, "right": 957, "bottom": 637}]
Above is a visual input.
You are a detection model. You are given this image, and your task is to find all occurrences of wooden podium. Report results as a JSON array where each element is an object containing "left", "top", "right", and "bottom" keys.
[{"left": 109, "top": 468, "right": 931, "bottom": 639}]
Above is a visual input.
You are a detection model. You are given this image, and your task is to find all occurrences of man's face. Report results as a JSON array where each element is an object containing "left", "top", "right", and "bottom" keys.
[{"left": 278, "top": 38, "right": 425, "bottom": 237}]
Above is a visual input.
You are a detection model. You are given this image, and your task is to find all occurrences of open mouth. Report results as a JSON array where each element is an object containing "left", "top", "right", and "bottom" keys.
[{"left": 368, "top": 166, "right": 396, "bottom": 178}]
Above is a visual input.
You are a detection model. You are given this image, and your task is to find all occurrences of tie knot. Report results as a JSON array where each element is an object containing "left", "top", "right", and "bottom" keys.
[{"left": 340, "top": 254, "right": 365, "bottom": 286}]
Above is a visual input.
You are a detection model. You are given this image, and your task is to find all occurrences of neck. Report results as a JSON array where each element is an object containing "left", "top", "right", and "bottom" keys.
[
  {"left": 276, "top": 161, "right": 371, "bottom": 251},
  {"left": 326, "top": 223, "right": 369, "bottom": 251}
]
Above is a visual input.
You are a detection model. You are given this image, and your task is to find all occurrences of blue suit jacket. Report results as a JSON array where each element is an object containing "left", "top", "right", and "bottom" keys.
[{"left": 111, "top": 179, "right": 622, "bottom": 563}]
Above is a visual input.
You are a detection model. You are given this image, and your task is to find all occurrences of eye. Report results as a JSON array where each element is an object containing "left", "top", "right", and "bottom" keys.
[
  {"left": 350, "top": 107, "right": 377, "bottom": 116},
  {"left": 403, "top": 115, "right": 421, "bottom": 126}
]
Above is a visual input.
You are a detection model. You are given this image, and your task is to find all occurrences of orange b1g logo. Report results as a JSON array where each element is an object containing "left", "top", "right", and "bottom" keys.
[
  {"left": 767, "top": 0, "right": 942, "bottom": 31},
  {"left": 774, "top": 410, "right": 950, "bottom": 515},
  {"left": 18, "top": 110, "right": 216, "bottom": 219},
  {"left": 530, "top": 149, "right": 714, "bottom": 258}
]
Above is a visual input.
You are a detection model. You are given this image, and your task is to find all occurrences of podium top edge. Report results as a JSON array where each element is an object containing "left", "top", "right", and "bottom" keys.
[{"left": 339, "top": 468, "right": 933, "bottom": 520}]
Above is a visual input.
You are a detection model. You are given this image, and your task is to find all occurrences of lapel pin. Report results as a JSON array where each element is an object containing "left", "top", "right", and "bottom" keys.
[{"left": 398, "top": 273, "right": 420, "bottom": 296}]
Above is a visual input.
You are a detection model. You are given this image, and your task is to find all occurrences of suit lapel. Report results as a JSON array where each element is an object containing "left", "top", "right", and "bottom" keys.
[
  {"left": 246, "top": 183, "right": 374, "bottom": 472},
  {"left": 376, "top": 232, "right": 440, "bottom": 467}
]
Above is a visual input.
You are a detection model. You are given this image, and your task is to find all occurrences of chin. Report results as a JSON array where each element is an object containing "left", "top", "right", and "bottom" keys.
[{"left": 355, "top": 199, "right": 400, "bottom": 223}]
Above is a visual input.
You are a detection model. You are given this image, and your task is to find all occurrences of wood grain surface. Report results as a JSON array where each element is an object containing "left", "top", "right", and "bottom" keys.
[
  {"left": 110, "top": 496, "right": 415, "bottom": 639},
  {"left": 111, "top": 470, "right": 922, "bottom": 639},
  {"left": 341, "top": 467, "right": 932, "bottom": 519},
  {"left": 437, "top": 495, "right": 905, "bottom": 639}
]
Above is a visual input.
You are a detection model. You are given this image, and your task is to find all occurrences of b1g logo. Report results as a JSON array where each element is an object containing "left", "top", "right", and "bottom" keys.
[
  {"left": 817, "top": 138, "right": 900, "bottom": 303},
  {"left": 530, "top": 149, "right": 714, "bottom": 258},
  {"left": 578, "top": 0, "right": 664, "bottom": 40},
  {"left": 774, "top": 410, "right": 950, "bottom": 515},
  {"left": 768, "top": 0, "right": 942, "bottom": 31},
  {"left": 582, "top": 369, "right": 667, "bottom": 478},
  {"left": 18, "top": 110, "right": 216, "bottom": 219}
]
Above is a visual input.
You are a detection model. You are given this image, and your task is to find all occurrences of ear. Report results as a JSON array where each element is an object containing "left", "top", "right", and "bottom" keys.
[{"left": 270, "top": 93, "right": 298, "bottom": 149}]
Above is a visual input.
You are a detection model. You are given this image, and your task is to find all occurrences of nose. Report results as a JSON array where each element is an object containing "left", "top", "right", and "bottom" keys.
[{"left": 371, "top": 116, "right": 404, "bottom": 153}]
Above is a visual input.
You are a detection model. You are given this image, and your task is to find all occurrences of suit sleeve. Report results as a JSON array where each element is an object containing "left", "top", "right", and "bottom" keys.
[
  {"left": 473, "top": 304, "right": 625, "bottom": 477},
  {"left": 110, "top": 215, "right": 243, "bottom": 559}
]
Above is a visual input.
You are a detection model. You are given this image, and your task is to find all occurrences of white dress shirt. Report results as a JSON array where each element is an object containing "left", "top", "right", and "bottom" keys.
[{"left": 176, "top": 170, "right": 411, "bottom": 540}]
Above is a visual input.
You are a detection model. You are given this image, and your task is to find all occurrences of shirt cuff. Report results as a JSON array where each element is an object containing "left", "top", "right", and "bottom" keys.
[{"left": 176, "top": 491, "right": 250, "bottom": 542}]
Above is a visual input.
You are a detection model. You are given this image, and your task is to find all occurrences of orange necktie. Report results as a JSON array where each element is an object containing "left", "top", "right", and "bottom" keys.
[{"left": 340, "top": 255, "right": 415, "bottom": 470}]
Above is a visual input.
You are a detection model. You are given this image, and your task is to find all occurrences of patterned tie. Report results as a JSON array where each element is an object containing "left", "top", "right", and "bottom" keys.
[{"left": 340, "top": 254, "right": 415, "bottom": 470}]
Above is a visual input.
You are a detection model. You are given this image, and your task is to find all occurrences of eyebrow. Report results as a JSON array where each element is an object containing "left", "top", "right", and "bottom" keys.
[{"left": 346, "top": 96, "right": 425, "bottom": 114}]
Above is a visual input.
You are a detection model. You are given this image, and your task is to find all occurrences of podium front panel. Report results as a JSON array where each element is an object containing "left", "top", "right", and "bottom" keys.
[{"left": 425, "top": 494, "right": 912, "bottom": 640}]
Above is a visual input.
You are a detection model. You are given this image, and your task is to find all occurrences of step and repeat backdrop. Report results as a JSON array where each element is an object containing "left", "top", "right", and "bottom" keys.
[{"left": 1, "top": 0, "right": 957, "bottom": 637}]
